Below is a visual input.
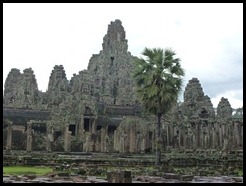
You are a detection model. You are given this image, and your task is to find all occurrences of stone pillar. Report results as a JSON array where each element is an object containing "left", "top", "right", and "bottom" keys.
[
  {"left": 204, "top": 128, "right": 208, "bottom": 149},
  {"left": 78, "top": 115, "right": 84, "bottom": 137},
  {"left": 240, "top": 123, "right": 243, "bottom": 148},
  {"left": 6, "top": 121, "right": 13, "bottom": 151},
  {"left": 152, "top": 129, "right": 155, "bottom": 152},
  {"left": 142, "top": 136, "right": 146, "bottom": 152},
  {"left": 219, "top": 123, "right": 223, "bottom": 149},
  {"left": 84, "top": 133, "right": 91, "bottom": 152},
  {"left": 136, "top": 133, "right": 141, "bottom": 152},
  {"left": 212, "top": 124, "right": 217, "bottom": 149},
  {"left": 125, "top": 128, "right": 130, "bottom": 152},
  {"left": 207, "top": 122, "right": 212, "bottom": 149},
  {"left": 46, "top": 122, "right": 53, "bottom": 152},
  {"left": 92, "top": 118, "right": 96, "bottom": 134},
  {"left": 89, "top": 118, "right": 92, "bottom": 133},
  {"left": 129, "top": 124, "right": 136, "bottom": 153},
  {"left": 166, "top": 125, "right": 170, "bottom": 146},
  {"left": 179, "top": 127, "right": 182, "bottom": 148},
  {"left": 120, "top": 134, "right": 125, "bottom": 153},
  {"left": 64, "top": 125, "right": 71, "bottom": 152},
  {"left": 26, "top": 121, "right": 32, "bottom": 152},
  {"left": 234, "top": 122, "right": 240, "bottom": 148},
  {"left": 101, "top": 128, "right": 106, "bottom": 152},
  {"left": 221, "top": 123, "right": 226, "bottom": 149},
  {"left": 195, "top": 122, "right": 200, "bottom": 148},
  {"left": 183, "top": 130, "right": 187, "bottom": 148},
  {"left": 192, "top": 132, "right": 196, "bottom": 150},
  {"left": 6, "top": 121, "right": 13, "bottom": 152},
  {"left": 113, "top": 129, "right": 118, "bottom": 151}
]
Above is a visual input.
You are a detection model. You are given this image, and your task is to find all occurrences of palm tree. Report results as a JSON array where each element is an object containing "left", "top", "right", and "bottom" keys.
[{"left": 133, "top": 47, "right": 185, "bottom": 166}]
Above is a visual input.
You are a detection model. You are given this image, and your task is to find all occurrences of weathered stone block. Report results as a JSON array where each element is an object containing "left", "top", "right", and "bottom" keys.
[
  {"left": 162, "top": 173, "right": 181, "bottom": 180},
  {"left": 181, "top": 175, "right": 194, "bottom": 181}
]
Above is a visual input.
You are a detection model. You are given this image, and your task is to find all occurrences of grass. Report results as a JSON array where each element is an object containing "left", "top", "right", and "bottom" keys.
[
  {"left": 234, "top": 168, "right": 243, "bottom": 177},
  {"left": 3, "top": 166, "right": 54, "bottom": 176}
]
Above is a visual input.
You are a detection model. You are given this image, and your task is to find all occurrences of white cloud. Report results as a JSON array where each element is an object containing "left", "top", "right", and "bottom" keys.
[{"left": 211, "top": 89, "right": 243, "bottom": 109}]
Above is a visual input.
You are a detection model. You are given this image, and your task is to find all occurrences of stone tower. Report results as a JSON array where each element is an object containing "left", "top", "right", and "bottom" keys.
[
  {"left": 217, "top": 97, "right": 233, "bottom": 118},
  {"left": 179, "top": 77, "right": 215, "bottom": 119},
  {"left": 87, "top": 19, "right": 138, "bottom": 106},
  {"left": 3, "top": 68, "right": 22, "bottom": 106},
  {"left": 3, "top": 68, "right": 39, "bottom": 108},
  {"left": 47, "top": 65, "right": 69, "bottom": 108}
]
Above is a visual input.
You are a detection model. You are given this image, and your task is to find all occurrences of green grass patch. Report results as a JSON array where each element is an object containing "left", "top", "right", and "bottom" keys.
[
  {"left": 3, "top": 166, "right": 53, "bottom": 176},
  {"left": 234, "top": 168, "right": 243, "bottom": 177}
]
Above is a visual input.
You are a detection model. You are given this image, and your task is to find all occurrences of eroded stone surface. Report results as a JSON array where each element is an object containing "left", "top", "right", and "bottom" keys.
[{"left": 3, "top": 19, "right": 243, "bottom": 154}]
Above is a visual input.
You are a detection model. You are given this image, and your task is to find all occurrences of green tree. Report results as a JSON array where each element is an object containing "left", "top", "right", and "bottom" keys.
[
  {"left": 232, "top": 106, "right": 243, "bottom": 118},
  {"left": 133, "top": 47, "right": 185, "bottom": 166}
]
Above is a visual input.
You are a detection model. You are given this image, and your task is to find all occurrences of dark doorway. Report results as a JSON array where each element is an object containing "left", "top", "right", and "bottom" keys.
[
  {"left": 69, "top": 124, "right": 76, "bottom": 136},
  {"left": 108, "top": 126, "right": 116, "bottom": 136},
  {"left": 84, "top": 118, "right": 90, "bottom": 132},
  {"left": 54, "top": 131, "right": 62, "bottom": 141},
  {"left": 32, "top": 125, "right": 46, "bottom": 134},
  {"left": 97, "top": 125, "right": 102, "bottom": 131}
]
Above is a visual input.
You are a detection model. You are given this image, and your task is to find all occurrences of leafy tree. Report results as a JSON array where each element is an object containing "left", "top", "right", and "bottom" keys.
[
  {"left": 232, "top": 106, "right": 243, "bottom": 118},
  {"left": 133, "top": 47, "right": 185, "bottom": 166}
]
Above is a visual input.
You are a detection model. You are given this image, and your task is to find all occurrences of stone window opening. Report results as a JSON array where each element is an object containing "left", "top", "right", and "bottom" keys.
[
  {"left": 10, "top": 96, "right": 15, "bottom": 103},
  {"left": 149, "top": 131, "right": 152, "bottom": 140},
  {"left": 110, "top": 57, "right": 114, "bottom": 67},
  {"left": 32, "top": 125, "right": 46, "bottom": 134},
  {"left": 108, "top": 126, "right": 116, "bottom": 136},
  {"left": 69, "top": 124, "right": 76, "bottom": 136},
  {"left": 84, "top": 118, "right": 90, "bottom": 132},
  {"left": 54, "top": 131, "right": 62, "bottom": 141},
  {"left": 84, "top": 107, "right": 92, "bottom": 116},
  {"left": 97, "top": 125, "right": 102, "bottom": 131}
]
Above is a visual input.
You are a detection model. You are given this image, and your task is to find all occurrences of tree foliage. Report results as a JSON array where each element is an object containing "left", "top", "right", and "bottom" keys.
[
  {"left": 133, "top": 47, "right": 185, "bottom": 116},
  {"left": 133, "top": 47, "right": 185, "bottom": 166}
]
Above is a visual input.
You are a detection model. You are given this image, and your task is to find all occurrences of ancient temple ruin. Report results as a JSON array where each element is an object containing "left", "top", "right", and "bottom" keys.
[{"left": 3, "top": 19, "right": 243, "bottom": 154}]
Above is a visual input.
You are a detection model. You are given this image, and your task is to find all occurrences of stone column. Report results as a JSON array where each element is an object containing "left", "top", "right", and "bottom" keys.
[
  {"left": 119, "top": 135, "right": 123, "bottom": 153},
  {"left": 179, "top": 127, "right": 182, "bottom": 148},
  {"left": 101, "top": 128, "right": 106, "bottom": 152},
  {"left": 221, "top": 123, "right": 226, "bottom": 149},
  {"left": 207, "top": 122, "right": 212, "bottom": 149},
  {"left": 151, "top": 129, "right": 155, "bottom": 152},
  {"left": 240, "top": 123, "right": 243, "bottom": 148},
  {"left": 195, "top": 122, "right": 200, "bottom": 148},
  {"left": 92, "top": 118, "right": 96, "bottom": 134},
  {"left": 78, "top": 115, "right": 84, "bottom": 137},
  {"left": 46, "top": 122, "right": 53, "bottom": 152},
  {"left": 234, "top": 122, "right": 240, "bottom": 148},
  {"left": 192, "top": 132, "right": 196, "bottom": 150},
  {"left": 64, "top": 125, "right": 71, "bottom": 152},
  {"left": 142, "top": 135, "right": 146, "bottom": 152},
  {"left": 129, "top": 124, "right": 136, "bottom": 153},
  {"left": 26, "top": 121, "right": 33, "bottom": 152},
  {"left": 183, "top": 130, "right": 187, "bottom": 148},
  {"left": 113, "top": 129, "right": 118, "bottom": 151},
  {"left": 212, "top": 123, "right": 217, "bottom": 149},
  {"left": 166, "top": 125, "right": 170, "bottom": 146},
  {"left": 218, "top": 123, "right": 223, "bottom": 149},
  {"left": 6, "top": 121, "right": 13, "bottom": 152}
]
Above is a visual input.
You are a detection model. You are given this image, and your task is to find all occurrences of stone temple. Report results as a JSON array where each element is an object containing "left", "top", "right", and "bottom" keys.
[{"left": 3, "top": 19, "right": 243, "bottom": 154}]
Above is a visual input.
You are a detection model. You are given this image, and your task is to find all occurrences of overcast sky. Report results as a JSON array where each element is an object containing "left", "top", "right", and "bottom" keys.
[{"left": 3, "top": 3, "right": 243, "bottom": 109}]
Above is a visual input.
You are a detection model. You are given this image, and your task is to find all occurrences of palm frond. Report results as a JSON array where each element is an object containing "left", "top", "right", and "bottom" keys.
[{"left": 133, "top": 47, "right": 185, "bottom": 116}]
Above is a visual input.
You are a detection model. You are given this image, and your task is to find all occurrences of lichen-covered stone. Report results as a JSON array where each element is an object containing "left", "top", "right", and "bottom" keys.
[
  {"left": 216, "top": 97, "right": 232, "bottom": 119},
  {"left": 3, "top": 20, "right": 243, "bottom": 154}
]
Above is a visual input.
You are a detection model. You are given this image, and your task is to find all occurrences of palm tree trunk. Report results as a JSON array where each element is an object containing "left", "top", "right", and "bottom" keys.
[{"left": 156, "top": 113, "right": 162, "bottom": 166}]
